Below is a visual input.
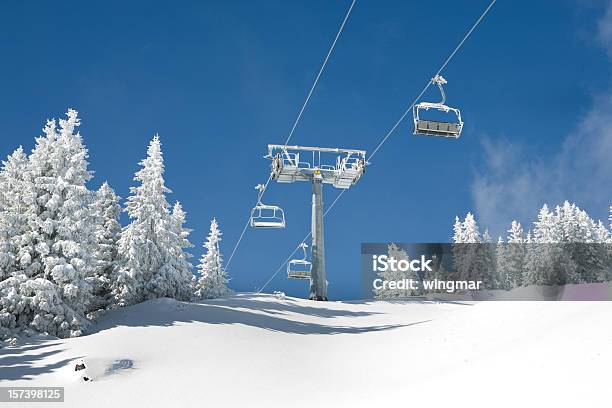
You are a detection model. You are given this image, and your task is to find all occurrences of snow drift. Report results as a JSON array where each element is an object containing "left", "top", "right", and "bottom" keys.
[{"left": 0, "top": 293, "right": 610, "bottom": 408}]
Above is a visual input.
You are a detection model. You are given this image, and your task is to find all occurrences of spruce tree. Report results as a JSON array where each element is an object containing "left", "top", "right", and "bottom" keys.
[
  {"left": 88, "top": 182, "right": 122, "bottom": 313},
  {"left": 479, "top": 229, "right": 497, "bottom": 288},
  {"left": 496, "top": 237, "right": 511, "bottom": 290},
  {"left": 25, "top": 111, "right": 95, "bottom": 327},
  {"left": 506, "top": 220, "right": 526, "bottom": 287},
  {"left": 166, "top": 202, "right": 194, "bottom": 300},
  {"left": 194, "top": 218, "right": 230, "bottom": 299},
  {"left": 1, "top": 110, "right": 97, "bottom": 339},
  {"left": 115, "top": 135, "right": 193, "bottom": 305},
  {"left": 0, "top": 147, "right": 29, "bottom": 278}
]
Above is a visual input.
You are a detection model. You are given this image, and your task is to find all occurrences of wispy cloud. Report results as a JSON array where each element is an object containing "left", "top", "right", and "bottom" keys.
[
  {"left": 471, "top": 1, "right": 612, "bottom": 237},
  {"left": 598, "top": 0, "right": 612, "bottom": 55}
]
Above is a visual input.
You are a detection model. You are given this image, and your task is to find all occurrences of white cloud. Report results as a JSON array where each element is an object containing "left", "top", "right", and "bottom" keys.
[{"left": 471, "top": 3, "right": 612, "bottom": 237}]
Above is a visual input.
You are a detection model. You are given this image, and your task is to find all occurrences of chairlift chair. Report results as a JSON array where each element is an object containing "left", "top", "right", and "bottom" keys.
[
  {"left": 413, "top": 75, "right": 463, "bottom": 138},
  {"left": 250, "top": 184, "right": 286, "bottom": 229},
  {"left": 287, "top": 243, "right": 311, "bottom": 279}
]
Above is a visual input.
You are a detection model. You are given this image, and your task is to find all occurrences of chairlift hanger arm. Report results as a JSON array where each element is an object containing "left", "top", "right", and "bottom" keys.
[{"left": 432, "top": 75, "right": 447, "bottom": 105}]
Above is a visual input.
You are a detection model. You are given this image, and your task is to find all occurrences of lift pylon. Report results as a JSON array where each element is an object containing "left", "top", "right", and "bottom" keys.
[{"left": 265, "top": 145, "right": 367, "bottom": 300}]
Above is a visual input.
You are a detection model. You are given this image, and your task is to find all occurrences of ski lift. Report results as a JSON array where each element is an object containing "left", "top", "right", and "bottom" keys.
[
  {"left": 250, "top": 184, "right": 286, "bottom": 228},
  {"left": 413, "top": 75, "right": 463, "bottom": 138},
  {"left": 287, "top": 243, "right": 311, "bottom": 279}
]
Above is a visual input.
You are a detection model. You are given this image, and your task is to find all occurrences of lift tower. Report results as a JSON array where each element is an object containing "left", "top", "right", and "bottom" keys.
[{"left": 267, "top": 144, "right": 367, "bottom": 300}]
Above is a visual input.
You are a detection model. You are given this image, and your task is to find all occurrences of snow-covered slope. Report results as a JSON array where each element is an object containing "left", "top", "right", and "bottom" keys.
[{"left": 1, "top": 294, "right": 610, "bottom": 407}]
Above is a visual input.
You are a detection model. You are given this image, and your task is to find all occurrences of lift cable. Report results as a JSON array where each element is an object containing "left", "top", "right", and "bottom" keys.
[
  {"left": 222, "top": 0, "right": 357, "bottom": 274},
  {"left": 282, "top": 0, "right": 356, "bottom": 148},
  {"left": 256, "top": 0, "right": 498, "bottom": 294},
  {"left": 370, "top": 0, "right": 496, "bottom": 160}
]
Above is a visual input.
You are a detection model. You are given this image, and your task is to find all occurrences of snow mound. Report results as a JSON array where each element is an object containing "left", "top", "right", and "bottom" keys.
[{"left": 1, "top": 293, "right": 610, "bottom": 407}]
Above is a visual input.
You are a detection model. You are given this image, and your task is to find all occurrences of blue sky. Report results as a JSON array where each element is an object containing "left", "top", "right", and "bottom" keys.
[{"left": 1, "top": 0, "right": 611, "bottom": 299}]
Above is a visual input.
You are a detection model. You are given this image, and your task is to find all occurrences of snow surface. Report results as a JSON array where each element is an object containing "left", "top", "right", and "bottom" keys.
[{"left": 1, "top": 293, "right": 610, "bottom": 407}]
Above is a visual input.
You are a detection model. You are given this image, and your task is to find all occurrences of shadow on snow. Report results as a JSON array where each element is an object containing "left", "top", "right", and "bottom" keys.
[
  {"left": 89, "top": 293, "right": 422, "bottom": 336},
  {"left": 0, "top": 339, "right": 82, "bottom": 382}
]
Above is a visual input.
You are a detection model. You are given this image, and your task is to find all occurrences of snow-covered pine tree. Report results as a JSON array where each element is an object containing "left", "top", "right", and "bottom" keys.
[
  {"left": 462, "top": 213, "right": 481, "bottom": 243},
  {"left": 115, "top": 135, "right": 193, "bottom": 305},
  {"left": 451, "top": 216, "right": 464, "bottom": 281},
  {"left": 87, "top": 182, "right": 122, "bottom": 314},
  {"left": 522, "top": 231, "right": 540, "bottom": 285},
  {"left": 0, "top": 147, "right": 30, "bottom": 278},
  {"left": 452, "top": 216, "right": 463, "bottom": 243},
  {"left": 595, "top": 221, "right": 610, "bottom": 243},
  {"left": 1, "top": 110, "right": 97, "bottom": 339},
  {"left": 495, "top": 237, "right": 512, "bottom": 290},
  {"left": 532, "top": 204, "right": 577, "bottom": 285},
  {"left": 452, "top": 213, "right": 481, "bottom": 282},
  {"left": 555, "top": 202, "right": 602, "bottom": 283},
  {"left": 505, "top": 220, "right": 526, "bottom": 287},
  {"left": 194, "top": 218, "right": 230, "bottom": 299},
  {"left": 165, "top": 202, "right": 194, "bottom": 300},
  {"left": 479, "top": 229, "right": 497, "bottom": 288},
  {"left": 594, "top": 220, "right": 612, "bottom": 281}
]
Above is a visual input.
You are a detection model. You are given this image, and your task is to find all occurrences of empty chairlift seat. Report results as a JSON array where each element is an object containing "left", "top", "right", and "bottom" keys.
[
  {"left": 250, "top": 183, "right": 286, "bottom": 229},
  {"left": 287, "top": 243, "right": 311, "bottom": 279},
  {"left": 414, "top": 114, "right": 462, "bottom": 138},
  {"left": 250, "top": 204, "right": 286, "bottom": 228},
  {"left": 287, "top": 259, "right": 311, "bottom": 279},
  {"left": 412, "top": 75, "right": 463, "bottom": 139}
]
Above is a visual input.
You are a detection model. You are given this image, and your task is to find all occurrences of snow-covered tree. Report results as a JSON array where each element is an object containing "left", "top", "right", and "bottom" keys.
[
  {"left": 530, "top": 204, "right": 577, "bottom": 285},
  {"left": 24, "top": 111, "right": 95, "bottom": 317},
  {"left": 194, "top": 218, "right": 230, "bottom": 299},
  {"left": 505, "top": 220, "right": 526, "bottom": 287},
  {"left": 87, "top": 182, "right": 122, "bottom": 313},
  {"left": 167, "top": 202, "right": 195, "bottom": 298},
  {"left": 495, "top": 237, "right": 512, "bottom": 290},
  {"left": 0, "top": 274, "right": 85, "bottom": 344},
  {"left": 479, "top": 229, "right": 497, "bottom": 288},
  {"left": 453, "top": 202, "right": 612, "bottom": 290},
  {"left": 114, "top": 135, "right": 193, "bottom": 305},
  {"left": 452, "top": 216, "right": 463, "bottom": 243},
  {"left": 0, "top": 147, "right": 30, "bottom": 278},
  {"left": 452, "top": 213, "right": 482, "bottom": 282},
  {"left": 1, "top": 110, "right": 96, "bottom": 340},
  {"left": 462, "top": 213, "right": 481, "bottom": 243},
  {"left": 555, "top": 202, "right": 602, "bottom": 283}
]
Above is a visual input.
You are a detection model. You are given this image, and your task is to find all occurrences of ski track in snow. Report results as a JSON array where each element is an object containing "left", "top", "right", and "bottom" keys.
[{"left": 0, "top": 293, "right": 610, "bottom": 407}]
